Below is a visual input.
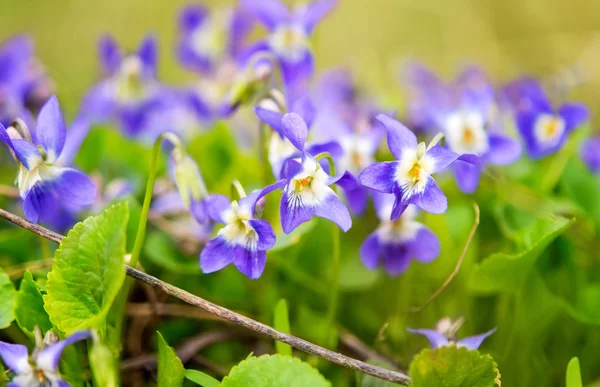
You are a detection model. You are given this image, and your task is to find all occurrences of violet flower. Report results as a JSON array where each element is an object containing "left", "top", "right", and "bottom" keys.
[
  {"left": 241, "top": 0, "right": 336, "bottom": 99},
  {"left": 200, "top": 190, "right": 275, "bottom": 279},
  {"left": 361, "top": 193, "right": 439, "bottom": 275},
  {"left": 403, "top": 63, "right": 521, "bottom": 193},
  {"left": 408, "top": 318, "right": 496, "bottom": 350},
  {"left": 581, "top": 136, "right": 600, "bottom": 173},
  {"left": 359, "top": 114, "right": 459, "bottom": 220},
  {"left": 0, "top": 330, "right": 90, "bottom": 387},
  {"left": 0, "top": 96, "right": 96, "bottom": 226},
  {"left": 505, "top": 77, "right": 589, "bottom": 159}
]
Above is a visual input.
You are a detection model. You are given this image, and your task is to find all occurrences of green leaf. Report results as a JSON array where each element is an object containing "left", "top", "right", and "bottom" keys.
[
  {"left": 221, "top": 354, "right": 330, "bottom": 387},
  {"left": 157, "top": 332, "right": 185, "bottom": 387},
  {"left": 0, "top": 268, "right": 15, "bottom": 329},
  {"left": 89, "top": 340, "right": 119, "bottom": 387},
  {"left": 566, "top": 357, "right": 583, "bottom": 387},
  {"left": 273, "top": 299, "right": 292, "bottom": 356},
  {"left": 184, "top": 369, "right": 221, "bottom": 387},
  {"left": 469, "top": 215, "right": 573, "bottom": 294},
  {"left": 44, "top": 202, "right": 129, "bottom": 334},
  {"left": 409, "top": 346, "right": 500, "bottom": 387},
  {"left": 14, "top": 271, "right": 52, "bottom": 334}
]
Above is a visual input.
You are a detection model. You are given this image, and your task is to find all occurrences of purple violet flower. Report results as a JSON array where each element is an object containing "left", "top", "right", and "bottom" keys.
[
  {"left": 361, "top": 193, "right": 439, "bottom": 275},
  {"left": 408, "top": 318, "right": 496, "bottom": 350},
  {"left": 581, "top": 136, "right": 600, "bottom": 173},
  {"left": 505, "top": 77, "right": 589, "bottom": 159},
  {"left": 0, "top": 96, "right": 97, "bottom": 226},
  {"left": 241, "top": 0, "right": 336, "bottom": 100},
  {"left": 359, "top": 114, "right": 459, "bottom": 220},
  {"left": 200, "top": 190, "right": 275, "bottom": 279},
  {"left": 0, "top": 330, "right": 90, "bottom": 386}
]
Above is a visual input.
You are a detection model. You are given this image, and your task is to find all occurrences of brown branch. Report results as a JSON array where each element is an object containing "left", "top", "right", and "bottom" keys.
[
  {"left": 0, "top": 207, "right": 411, "bottom": 385},
  {"left": 405, "top": 202, "right": 480, "bottom": 313}
]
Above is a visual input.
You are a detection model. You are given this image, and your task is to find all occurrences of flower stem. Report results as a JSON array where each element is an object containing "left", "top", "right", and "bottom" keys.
[{"left": 231, "top": 180, "right": 247, "bottom": 199}]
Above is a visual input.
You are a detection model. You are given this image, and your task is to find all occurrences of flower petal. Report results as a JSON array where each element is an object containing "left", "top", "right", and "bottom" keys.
[
  {"left": 358, "top": 162, "right": 396, "bottom": 193},
  {"left": 280, "top": 52, "right": 314, "bottom": 103},
  {"left": 376, "top": 114, "right": 417, "bottom": 159},
  {"left": 138, "top": 35, "right": 158, "bottom": 74},
  {"left": 280, "top": 188, "right": 315, "bottom": 234},
  {"left": 254, "top": 106, "right": 284, "bottom": 135},
  {"left": 295, "top": 0, "right": 336, "bottom": 32},
  {"left": 502, "top": 77, "right": 552, "bottom": 113},
  {"left": 487, "top": 133, "right": 522, "bottom": 166},
  {"left": 312, "top": 189, "right": 352, "bottom": 231},
  {"left": 233, "top": 247, "right": 267, "bottom": 280},
  {"left": 360, "top": 233, "right": 380, "bottom": 270},
  {"left": 178, "top": 4, "right": 208, "bottom": 34},
  {"left": 0, "top": 341, "right": 31, "bottom": 375},
  {"left": 415, "top": 177, "right": 448, "bottom": 214},
  {"left": 37, "top": 331, "right": 91, "bottom": 372},
  {"left": 290, "top": 95, "right": 316, "bottom": 128},
  {"left": 411, "top": 228, "right": 440, "bottom": 263},
  {"left": 281, "top": 112, "right": 308, "bottom": 150},
  {"left": 241, "top": 0, "right": 290, "bottom": 29},
  {"left": 248, "top": 219, "right": 276, "bottom": 250},
  {"left": 381, "top": 242, "right": 412, "bottom": 275},
  {"left": 559, "top": 103, "right": 589, "bottom": 132},
  {"left": 35, "top": 95, "right": 66, "bottom": 161},
  {"left": 0, "top": 124, "right": 41, "bottom": 169},
  {"left": 407, "top": 328, "right": 449, "bottom": 348},
  {"left": 581, "top": 137, "right": 600, "bottom": 173},
  {"left": 191, "top": 198, "right": 211, "bottom": 225},
  {"left": 424, "top": 145, "right": 459, "bottom": 174},
  {"left": 253, "top": 179, "right": 287, "bottom": 210},
  {"left": 200, "top": 236, "right": 236, "bottom": 273},
  {"left": 452, "top": 154, "right": 482, "bottom": 194},
  {"left": 335, "top": 171, "right": 368, "bottom": 214},
  {"left": 456, "top": 328, "right": 497, "bottom": 350},
  {"left": 98, "top": 35, "right": 122, "bottom": 75},
  {"left": 204, "top": 194, "right": 232, "bottom": 224}
]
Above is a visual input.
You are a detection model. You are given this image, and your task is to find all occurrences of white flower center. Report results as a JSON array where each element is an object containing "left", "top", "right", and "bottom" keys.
[
  {"left": 444, "top": 112, "right": 489, "bottom": 156},
  {"left": 286, "top": 156, "right": 332, "bottom": 208},
  {"left": 394, "top": 147, "right": 435, "bottom": 198},
  {"left": 338, "top": 135, "right": 375, "bottom": 175},
  {"left": 268, "top": 23, "right": 310, "bottom": 62},
  {"left": 268, "top": 132, "right": 297, "bottom": 177},
  {"left": 114, "top": 56, "right": 157, "bottom": 103},
  {"left": 376, "top": 205, "right": 422, "bottom": 243},
  {"left": 189, "top": 10, "right": 229, "bottom": 62},
  {"left": 17, "top": 162, "right": 62, "bottom": 199},
  {"left": 219, "top": 200, "right": 258, "bottom": 249},
  {"left": 534, "top": 114, "right": 565, "bottom": 147}
]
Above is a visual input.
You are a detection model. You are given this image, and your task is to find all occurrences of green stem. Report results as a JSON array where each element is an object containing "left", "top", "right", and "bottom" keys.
[{"left": 231, "top": 180, "right": 247, "bottom": 200}]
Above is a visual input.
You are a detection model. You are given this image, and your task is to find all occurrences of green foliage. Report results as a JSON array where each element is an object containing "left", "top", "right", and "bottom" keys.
[
  {"left": 14, "top": 271, "right": 52, "bottom": 334},
  {"left": 44, "top": 202, "right": 129, "bottom": 334},
  {"left": 157, "top": 332, "right": 185, "bottom": 387},
  {"left": 273, "top": 299, "right": 292, "bottom": 356},
  {"left": 566, "top": 357, "right": 583, "bottom": 387},
  {"left": 184, "top": 369, "right": 221, "bottom": 387},
  {"left": 0, "top": 268, "right": 15, "bottom": 329},
  {"left": 409, "top": 346, "right": 500, "bottom": 387},
  {"left": 221, "top": 354, "right": 331, "bottom": 387},
  {"left": 89, "top": 339, "right": 119, "bottom": 387}
]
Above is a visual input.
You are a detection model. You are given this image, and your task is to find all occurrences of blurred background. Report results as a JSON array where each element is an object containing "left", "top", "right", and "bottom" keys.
[{"left": 1, "top": 0, "right": 600, "bottom": 122}]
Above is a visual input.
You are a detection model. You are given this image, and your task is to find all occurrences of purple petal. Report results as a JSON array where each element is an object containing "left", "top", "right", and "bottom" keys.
[
  {"left": 35, "top": 95, "right": 66, "bottom": 160},
  {"left": 280, "top": 158, "right": 303, "bottom": 180},
  {"left": 559, "top": 103, "right": 589, "bottom": 132},
  {"left": 57, "top": 116, "right": 92, "bottom": 166},
  {"left": 290, "top": 95, "right": 316, "bottom": 128},
  {"left": 98, "top": 35, "right": 122, "bottom": 75},
  {"left": 138, "top": 35, "right": 158, "bottom": 74},
  {"left": 375, "top": 114, "right": 417, "bottom": 159},
  {"left": 305, "top": 141, "right": 344, "bottom": 160},
  {"left": 390, "top": 184, "right": 416, "bottom": 221},
  {"left": 241, "top": 0, "right": 290, "bottom": 28},
  {"left": 581, "top": 137, "right": 600, "bottom": 173},
  {"left": 191, "top": 198, "right": 211, "bottom": 225},
  {"left": 312, "top": 190, "right": 352, "bottom": 231},
  {"left": 0, "top": 124, "right": 41, "bottom": 169},
  {"left": 0, "top": 341, "right": 30, "bottom": 374},
  {"left": 360, "top": 233, "right": 380, "bottom": 270},
  {"left": 381, "top": 242, "right": 412, "bottom": 275},
  {"left": 402, "top": 62, "right": 445, "bottom": 131},
  {"left": 407, "top": 328, "right": 449, "bottom": 348},
  {"left": 200, "top": 236, "right": 236, "bottom": 273},
  {"left": 411, "top": 228, "right": 440, "bottom": 263},
  {"left": 254, "top": 106, "right": 284, "bottom": 135},
  {"left": 516, "top": 109, "right": 558, "bottom": 159},
  {"left": 456, "top": 328, "right": 497, "bottom": 350},
  {"left": 424, "top": 145, "right": 459, "bottom": 174},
  {"left": 248, "top": 219, "right": 276, "bottom": 250},
  {"left": 453, "top": 154, "right": 483, "bottom": 194},
  {"left": 336, "top": 171, "right": 369, "bottom": 214},
  {"left": 179, "top": 4, "right": 208, "bottom": 34},
  {"left": 238, "top": 191, "right": 261, "bottom": 217},
  {"left": 229, "top": 8, "right": 253, "bottom": 57},
  {"left": 37, "top": 331, "right": 91, "bottom": 372},
  {"left": 204, "top": 194, "right": 232, "bottom": 224},
  {"left": 281, "top": 112, "right": 308, "bottom": 150},
  {"left": 415, "top": 177, "right": 447, "bottom": 214},
  {"left": 487, "top": 133, "right": 522, "bottom": 166},
  {"left": 502, "top": 77, "right": 552, "bottom": 113},
  {"left": 51, "top": 168, "right": 98, "bottom": 212},
  {"left": 280, "top": 53, "right": 314, "bottom": 103},
  {"left": 254, "top": 179, "right": 287, "bottom": 209},
  {"left": 280, "top": 189, "right": 315, "bottom": 234},
  {"left": 358, "top": 162, "right": 396, "bottom": 193},
  {"left": 295, "top": 0, "right": 336, "bottom": 32},
  {"left": 233, "top": 247, "right": 267, "bottom": 280}
]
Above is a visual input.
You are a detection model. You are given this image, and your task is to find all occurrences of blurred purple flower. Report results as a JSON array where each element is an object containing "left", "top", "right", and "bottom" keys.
[
  {"left": 408, "top": 324, "right": 496, "bottom": 350},
  {"left": 201, "top": 190, "right": 275, "bottom": 279},
  {"left": 0, "top": 96, "right": 96, "bottom": 228},
  {"left": 361, "top": 193, "right": 439, "bottom": 275},
  {"left": 581, "top": 136, "right": 600, "bottom": 173},
  {"left": 359, "top": 114, "right": 460, "bottom": 220},
  {"left": 504, "top": 77, "right": 589, "bottom": 159},
  {"left": 241, "top": 0, "right": 336, "bottom": 100},
  {"left": 0, "top": 330, "right": 90, "bottom": 386}
]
